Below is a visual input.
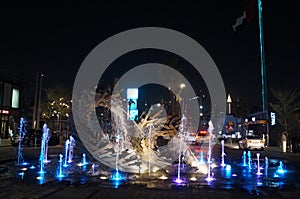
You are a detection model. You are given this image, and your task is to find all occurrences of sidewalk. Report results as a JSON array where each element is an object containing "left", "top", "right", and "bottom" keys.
[{"left": 0, "top": 139, "right": 11, "bottom": 147}]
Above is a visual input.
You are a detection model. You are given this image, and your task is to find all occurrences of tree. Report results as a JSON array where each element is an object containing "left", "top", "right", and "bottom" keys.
[
  {"left": 269, "top": 88, "right": 300, "bottom": 137},
  {"left": 41, "top": 85, "right": 71, "bottom": 119},
  {"left": 41, "top": 85, "right": 71, "bottom": 143}
]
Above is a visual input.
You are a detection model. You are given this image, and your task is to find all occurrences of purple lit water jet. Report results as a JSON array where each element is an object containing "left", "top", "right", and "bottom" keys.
[
  {"left": 220, "top": 140, "right": 226, "bottom": 167},
  {"left": 68, "top": 136, "right": 76, "bottom": 163}
]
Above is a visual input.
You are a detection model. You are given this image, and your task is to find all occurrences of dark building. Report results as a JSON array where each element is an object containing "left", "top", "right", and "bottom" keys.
[{"left": 0, "top": 81, "right": 22, "bottom": 139}]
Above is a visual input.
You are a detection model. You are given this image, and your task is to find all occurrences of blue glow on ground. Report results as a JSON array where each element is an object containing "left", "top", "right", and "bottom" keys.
[
  {"left": 30, "top": 165, "right": 36, "bottom": 169},
  {"left": 38, "top": 170, "right": 46, "bottom": 174},
  {"left": 63, "top": 163, "right": 69, "bottom": 167},
  {"left": 18, "top": 172, "right": 25, "bottom": 179},
  {"left": 37, "top": 173, "right": 45, "bottom": 184},
  {"left": 111, "top": 170, "right": 124, "bottom": 188},
  {"left": 277, "top": 161, "right": 285, "bottom": 174},
  {"left": 22, "top": 162, "right": 29, "bottom": 166}
]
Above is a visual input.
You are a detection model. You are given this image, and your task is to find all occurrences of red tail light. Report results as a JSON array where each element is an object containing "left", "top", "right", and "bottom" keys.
[{"left": 199, "top": 130, "right": 207, "bottom": 136}]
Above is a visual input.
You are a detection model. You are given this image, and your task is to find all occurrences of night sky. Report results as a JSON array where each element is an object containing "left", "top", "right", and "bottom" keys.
[{"left": 0, "top": 0, "right": 299, "bottom": 108}]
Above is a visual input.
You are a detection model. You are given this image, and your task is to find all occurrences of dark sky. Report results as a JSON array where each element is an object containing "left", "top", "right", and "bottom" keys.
[{"left": 0, "top": 0, "right": 299, "bottom": 108}]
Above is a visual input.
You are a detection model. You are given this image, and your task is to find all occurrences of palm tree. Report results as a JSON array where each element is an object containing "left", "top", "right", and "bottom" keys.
[{"left": 269, "top": 88, "right": 300, "bottom": 137}]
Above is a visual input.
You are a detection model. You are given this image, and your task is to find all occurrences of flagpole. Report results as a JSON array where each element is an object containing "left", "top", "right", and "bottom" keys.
[
  {"left": 258, "top": 0, "right": 267, "bottom": 112},
  {"left": 258, "top": 0, "right": 269, "bottom": 146}
]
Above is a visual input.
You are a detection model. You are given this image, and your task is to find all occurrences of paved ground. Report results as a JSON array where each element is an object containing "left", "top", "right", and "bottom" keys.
[{"left": 1, "top": 140, "right": 300, "bottom": 199}]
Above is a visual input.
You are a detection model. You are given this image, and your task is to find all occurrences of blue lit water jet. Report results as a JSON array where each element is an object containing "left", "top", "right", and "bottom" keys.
[
  {"left": 57, "top": 154, "right": 64, "bottom": 178},
  {"left": 199, "top": 151, "right": 205, "bottom": 164},
  {"left": 277, "top": 161, "right": 285, "bottom": 174},
  {"left": 63, "top": 139, "right": 70, "bottom": 167},
  {"left": 37, "top": 173, "right": 45, "bottom": 184},
  {"left": 225, "top": 164, "right": 231, "bottom": 171},
  {"left": 17, "top": 118, "right": 27, "bottom": 165},
  {"left": 39, "top": 124, "right": 50, "bottom": 174},
  {"left": 225, "top": 165, "right": 232, "bottom": 179},
  {"left": 43, "top": 125, "right": 51, "bottom": 163},
  {"left": 242, "top": 151, "right": 247, "bottom": 166},
  {"left": 247, "top": 151, "right": 252, "bottom": 169},
  {"left": 82, "top": 153, "right": 88, "bottom": 165},
  {"left": 265, "top": 156, "right": 268, "bottom": 178}
]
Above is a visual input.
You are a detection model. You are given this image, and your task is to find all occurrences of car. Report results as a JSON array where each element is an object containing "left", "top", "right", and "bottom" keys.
[
  {"left": 238, "top": 135, "right": 265, "bottom": 150},
  {"left": 10, "top": 129, "right": 59, "bottom": 147},
  {"left": 195, "top": 130, "right": 209, "bottom": 145},
  {"left": 185, "top": 132, "right": 196, "bottom": 143},
  {"left": 10, "top": 129, "right": 42, "bottom": 147}
]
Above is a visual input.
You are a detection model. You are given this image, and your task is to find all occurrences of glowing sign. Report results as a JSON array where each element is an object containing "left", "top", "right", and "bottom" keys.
[
  {"left": 127, "top": 88, "right": 138, "bottom": 120},
  {"left": 129, "top": 109, "right": 138, "bottom": 120},
  {"left": 0, "top": 110, "right": 9, "bottom": 114},
  {"left": 271, "top": 112, "right": 276, "bottom": 126},
  {"left": 12, "top": 88, "right": 20, "bottom": 108},
  {"left": 127, "top": 88, "right": 138, "bottom": 100}
]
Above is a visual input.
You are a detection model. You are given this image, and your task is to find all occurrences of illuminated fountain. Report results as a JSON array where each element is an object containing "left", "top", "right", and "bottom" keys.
[
  {"left": 111, "top": 134, "right": 123, "bottom": 182},
  {"left": 247, "top": 151, "right": 252, "bottom": 169},
  {"left": 17, "top": 118, "right": 28, "bottom": 166},
  {"left": 57, "top": 154, "right": 64, "bottom": 178},
  {"left": 82, "top": 153, "right": 87, "bottom": 165},
  {"left": 76, "top": 153, "right": 88, "bottom": 172},
  {"left": 242, "top": 151, "right": 247, "bottom": 166},
  {"left": 68, "top": 136, "right": 76, "bottom": 163},
  {"left": 174, "top": 113, "right": 187, "bottom": 184},
  {"left": 256, "top": 153, "right": 262, "bottom": 175},
  {"left": 205, "top": 121, "right": 215, "bottom": 182},
  {"left": 277, "top": 161, "right": 285, "bottom": 174},
  {"left": 265, "top": 156, "right": 269, "bottom": 178},
  {"left": 63, "top": 139, "right": 70, "bottom": 167},
  {"left": 91, "top": 163, "right": 95, "bottom": 175},
  {"left": 39, "top": 124, "right": 50, "bottom": 174},
  {"left": 220, "top": 140, "right": 226, "bottom": 167},
  {"left": 43, "top": 125, "right": 51, "bottom": 163},
  {"left": 199, "top": 151, "right": 205, "bottom": 164},
  {"left": 148, "top": 125, "right": 152, "bottom": 177}
]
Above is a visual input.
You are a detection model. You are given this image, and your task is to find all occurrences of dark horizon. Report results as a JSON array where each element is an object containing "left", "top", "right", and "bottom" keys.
[{"left": 1, "top": 0, "right": 299, "bottom": 109}]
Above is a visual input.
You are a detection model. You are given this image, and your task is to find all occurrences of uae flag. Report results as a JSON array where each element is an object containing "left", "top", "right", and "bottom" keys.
[{"left": 232, "top": 0, "right": 255, "bottom": 32}]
